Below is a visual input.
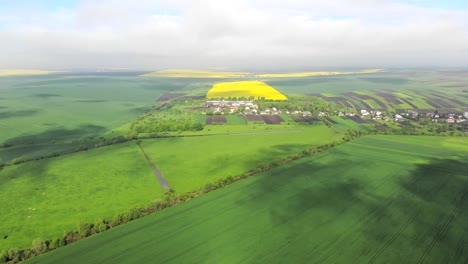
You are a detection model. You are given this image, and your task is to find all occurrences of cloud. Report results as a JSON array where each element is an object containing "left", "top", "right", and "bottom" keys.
[{"left": 0, "top": 0, "right": 467, "bottom": 70}]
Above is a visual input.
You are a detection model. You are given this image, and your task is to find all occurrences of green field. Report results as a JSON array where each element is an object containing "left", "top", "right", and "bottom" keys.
[
  {"left": 26, "top": 136, "right": 468, "bottom": 263},
  {"left": 0, "top": 74, "right": 212, "bottom": 146},
  {"left": 140, "top": 125, "right": 342, "bottom": 193},
  {"left": 264, "top": 72, "right": 468, "bottom": 110},
  {"left": 0, "top": 124, "right": 343, "bottom": 252},
  {"left": 1, "top": 71, "right": 468, "bottom": 262},
  {"left": 225, "top": 115, "right": 247, "bottom": 125},
  {"left": 0, "top": 141, "right": 163, "bottom": 251}
]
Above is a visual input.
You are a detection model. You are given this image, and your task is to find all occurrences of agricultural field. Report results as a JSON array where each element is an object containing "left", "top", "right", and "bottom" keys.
[
  {"left": 0, "top": 70, "right": 57, "bottom": 77},
  {"left": 256, "top": 69, "right": 383, "bottom": 78},
  {"left": 207, "top": 81, "right": 287, "bottom": 100},
  {"left": 0, "top": 75, "right": 178, "bottom": 145},
  {"left": 0, "top": 141, "right": 163, "bottom": 251},
  {"left": 27, "top": 136, "right": 468, "bottom": 264},
  {"left": 141, "top": 69, "right": 249, "bottom": 78},
  {"left": 264, "top": 71, "right": 468, "bottom": 111},
  {"left": 2, "top": 70, "right": 468, "bottom": 262},
  {"left": 139, "top": 124, "right": 341, "bottom": 194}
]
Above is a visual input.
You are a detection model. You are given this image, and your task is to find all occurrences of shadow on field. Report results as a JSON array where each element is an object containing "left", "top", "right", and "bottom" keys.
[
  {"left": 239, "top": 155, "right": 366, "bottom": 214},
  {"left": 0, "top": 109, "right": 39, "bottom": 120},
  {"left": 33, "top": 93, "right": 62, "bottom": 99},
  {"left": 359, "top": 77, "right": 409, "bottom": 84},
  {"left": 362, "top": 158, "right": 468, "bottom": 263},
  {"left": 4, "top": 124, "right": 106, "bottom": 145},
  {"left": 400, "top": 158, "right": 468, "bottom": 203},
  {"left": 241, "top": 156, "right": 468, "bottom": 262}
]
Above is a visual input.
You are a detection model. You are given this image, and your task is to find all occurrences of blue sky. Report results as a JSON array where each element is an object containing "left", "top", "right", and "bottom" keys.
[{"left": 0, "top": 0, "right": 467, "bottom": 69}]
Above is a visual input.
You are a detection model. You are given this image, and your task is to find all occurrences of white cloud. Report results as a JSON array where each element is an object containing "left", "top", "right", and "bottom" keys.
[{"left": 0, "top": 0, "right": 467, "bottom": 70}]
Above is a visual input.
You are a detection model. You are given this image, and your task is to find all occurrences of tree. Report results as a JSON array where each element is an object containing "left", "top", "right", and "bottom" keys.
[{"left": 32, "top": 239, "right": 47, "bottom": 255}]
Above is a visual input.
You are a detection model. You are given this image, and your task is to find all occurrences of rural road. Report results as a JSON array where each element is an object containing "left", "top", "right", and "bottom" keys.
[{"left": 136, "top": 143, "right": 170, "bottom": 190}]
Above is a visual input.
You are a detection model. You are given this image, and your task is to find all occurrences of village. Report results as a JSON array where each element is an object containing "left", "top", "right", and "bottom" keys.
[{"left": 203, "top": 100, "right": 468, "bottom": 124}]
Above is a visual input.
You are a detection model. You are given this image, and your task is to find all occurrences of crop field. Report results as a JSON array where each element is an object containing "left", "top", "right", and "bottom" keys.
[
  {"left": 28, "top": 136, "right": 468, "bottom": 264},
  {"left": 245, "top": 114, "right": 265, "bottom": 122},
  {"left": 139, "top": 124, "right": 341, "bottom": 194},
  {"left": 0, "top": 70, "right": 58, "bottom": 76},
  {"left": 264, "top": 71, "right": 468, "bottom": 111},
  {"left": 141, "top": 69, "right": 249, "bottom": 78},
  {"left": 207, "top": 81, "right": 287, "bottom": 100},
  {"left": 327, "top": 116, "right": 376, "bottom": 132},
  {"left": 256, "top": 69, "right": 383, "bottom": 78},
  {"left": 0, "top": 75, "right": 188, "bottom": 145},
  {"left": 225, "top": 115, "right": 247, "bottom": 125},
  {"left": 205, "top": 115, "right": 227, "bottom": 124},
  {"left": 290, "top": 116, "right": 321, "bottom": 123},
  {"left": 0, "top": 141, "right": 163, "bottom": 251},
  {"left": 0, "top": 141, "right": 97, "bottom": 164}
]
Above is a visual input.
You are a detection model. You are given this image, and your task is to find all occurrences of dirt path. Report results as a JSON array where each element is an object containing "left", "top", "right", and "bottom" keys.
[{"left": 136, "top": 143, "right": 170, "bottom": 190}]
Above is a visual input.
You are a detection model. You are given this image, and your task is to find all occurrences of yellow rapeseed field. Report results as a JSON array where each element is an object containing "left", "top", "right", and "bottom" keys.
[
  {"left": 207, "top": 81, "right": 287, "bottom": 100},
  {"left": 0, "top": 70, "right": 57, "bottom": 76},
  {"left": 256, "top": 69, "right": 384, "bottom": 78},
  {"left": 141, "top": 69, "right": 249, "bottom": 78}
]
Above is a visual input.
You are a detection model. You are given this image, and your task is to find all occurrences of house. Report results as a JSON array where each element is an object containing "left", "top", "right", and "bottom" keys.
[
  {"left": 394, "top": 114, "right": 405, "bottom": 122},
  {"left": 464, "top": 112, "right": 468, "bottom": 118}
]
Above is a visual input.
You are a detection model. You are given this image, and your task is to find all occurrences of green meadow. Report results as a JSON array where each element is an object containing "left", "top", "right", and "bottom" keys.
[
  {"left": 0, "top": 74, "right": 214, "bottom": 145},
  {"left": 26, "top": 136, "right": 468, "bottom": 264},
  {"left": 140, "top": 124, "right": 342, "bottom": 193},
  {"left": 0, "top": 141, "right": 163, "bottom": 251}
]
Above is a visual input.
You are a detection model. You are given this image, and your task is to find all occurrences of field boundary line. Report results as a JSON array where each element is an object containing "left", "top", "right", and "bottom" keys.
[{"left": 136, "top": 143, "right": 170, "bottom": 190}]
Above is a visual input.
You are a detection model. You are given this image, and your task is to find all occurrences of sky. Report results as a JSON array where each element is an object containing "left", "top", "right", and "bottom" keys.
[{"left": 0, "top": 0, "right": 467, "bottom": 70}]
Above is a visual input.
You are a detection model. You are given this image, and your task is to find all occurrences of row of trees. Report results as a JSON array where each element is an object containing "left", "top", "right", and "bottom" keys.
[
  {"left": 256, "top": 96, "right": 330, "bottom": 112},
  {"left": 133, "top": 119, "right": 204, "bottom": 133},
  {"left": 0, "top": 139, "right": 348, "bottom": 264}
]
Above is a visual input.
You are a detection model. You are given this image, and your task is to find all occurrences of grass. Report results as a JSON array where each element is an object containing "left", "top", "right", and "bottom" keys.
[
  {"left": 139, "top": 125, "right": 341, "bottom": 194},
  {"left": 0, "top": 141, "right": 163, "bottom": 251},
  {"left": 0, "top": 75, "right": 189, "bottom": 150},
  {"left": 27, "top": 136, "right": 468, "bottom": 264},
  {"left": 207, "top": 81, "right": 287, "bottom": 100},
  {"left": 141, "top": 69, "right": 249, "bottom": 78}
]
